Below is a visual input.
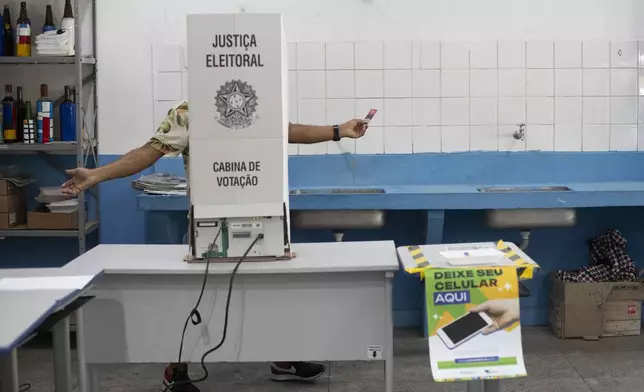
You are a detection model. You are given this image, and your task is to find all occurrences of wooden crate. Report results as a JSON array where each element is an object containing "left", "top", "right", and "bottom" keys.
[{"left": 548, "top": 274, "right": 644, "bottom": 340}]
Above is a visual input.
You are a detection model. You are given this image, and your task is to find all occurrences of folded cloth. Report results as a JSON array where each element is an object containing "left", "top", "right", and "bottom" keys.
[
  {"left": 36, "top": 46, "right": 70, "bottom": 53},
  {"left": 35, "top": 28, "right": 74, "bottom": 56},
  {"left": 36, "top": 48, "right": 75, "bottom": 56},
  {"left": 36, "top": 42, "right": 69, "bottom": 49},
  {"left": 35, "top": 39, "right": 69, "bottom": 46},
  {"left": 35, "top": 28, "right": 71, "bottom": 43},
  {"left": 35, "top": 36, "right": 68, "bottom": 44},
  {"left": 557, "top": 229, "right": 637, "bottom": 283}
]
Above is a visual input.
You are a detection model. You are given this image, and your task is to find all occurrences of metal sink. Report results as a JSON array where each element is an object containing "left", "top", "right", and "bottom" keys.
[
  {"left": 290, "top": 188, "right": 386, "bottom": 196},
  {"left": 291, "top": 210, "right": 385, "bottom": 230},
  {"left": 485, "top": 208, "right": 577, "bottom": 229},
  {"left": 478, "top": 186, "right": 571, "bottom": 193}
]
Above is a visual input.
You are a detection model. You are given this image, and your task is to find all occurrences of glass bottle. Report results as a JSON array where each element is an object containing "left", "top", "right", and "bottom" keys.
[
  {"left": 16, "top": 86, "right": 25, "bottom": 142},
  {"left": 61, "top": 0, "right": 74, "bottom": 52},
  {"left": 2, "top": 85, "right": 17, "bottom": 143},
  {"left": 37, "top": 84, "right": 54, "bottom": 143},
  {"left": 60, "top": 85, "right": 76, "bottom": 142},
  {"left": 3, "top": 6, "right": 13, "bottom": 56},
  {"left": 0, "top": 9, "right": 4, "bottom": 56},
  {"left": 43, "top": 5, "right": 55, "bottom": 33},
  {"left": 63, "top": 0, "right": 73, "bottom": 19},
  {"left": 23, "top": 101, "right": 35, "bottom": 144},
  {"left": 15, "top": 2, "right": 30, "bottom": 57}
]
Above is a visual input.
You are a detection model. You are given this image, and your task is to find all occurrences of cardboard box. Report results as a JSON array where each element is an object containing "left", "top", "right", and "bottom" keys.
[
  {"left": 549, "top": 274, "right": 644, "bottom": 339},
  {"left": 0, "top": 211, "right": 25, "bottom": 229},
  {"left": 27, "top": 210, "right": 79, "bottom": 230},
  {"left": 0, "top": 193, "right": 24, "bottom": 214},
  {"left": 0, "top": 191, "right": 26, "bottom": 229},
  {"left": 0, "top": 179, "right": 19, "bottom": 196}
]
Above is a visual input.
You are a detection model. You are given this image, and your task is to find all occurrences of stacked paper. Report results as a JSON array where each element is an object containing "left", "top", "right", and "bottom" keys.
[{"left": 132, "top": 173, "right": 187, "bottom": 195}]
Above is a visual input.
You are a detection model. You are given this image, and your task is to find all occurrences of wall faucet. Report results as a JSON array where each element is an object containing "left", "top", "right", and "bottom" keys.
[{"left": 513, "top": 123, "right": 526, "bottom": 141}]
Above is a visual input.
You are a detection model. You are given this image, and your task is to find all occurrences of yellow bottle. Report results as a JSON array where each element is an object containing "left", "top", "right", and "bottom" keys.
[{"left": 15, "top": 2, "right": 31, "bottom": 57}]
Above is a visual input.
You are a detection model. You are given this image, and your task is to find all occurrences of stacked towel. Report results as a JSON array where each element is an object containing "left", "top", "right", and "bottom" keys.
[{"left": 35, "top": 28, "right": 74, "bottom": 56}]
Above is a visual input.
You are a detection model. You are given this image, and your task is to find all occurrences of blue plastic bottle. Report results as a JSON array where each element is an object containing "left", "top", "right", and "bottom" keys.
[{"left": 60, "top": 85, "right": 76, "bottom": 142}]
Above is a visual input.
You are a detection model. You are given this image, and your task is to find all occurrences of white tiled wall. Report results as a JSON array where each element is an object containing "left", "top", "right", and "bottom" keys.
[{"left": 151, "top": 40, "right": 644, "bottom": 155}]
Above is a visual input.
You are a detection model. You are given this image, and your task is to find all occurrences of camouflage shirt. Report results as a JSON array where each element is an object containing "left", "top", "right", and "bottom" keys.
[{"left": 146, "top": 101, "right": 190, "bottom": 173}]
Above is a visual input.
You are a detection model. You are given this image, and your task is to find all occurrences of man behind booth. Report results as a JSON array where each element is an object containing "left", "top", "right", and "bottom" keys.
[{"left": 61, "top": 101, "right": 368, "bottom": 392}]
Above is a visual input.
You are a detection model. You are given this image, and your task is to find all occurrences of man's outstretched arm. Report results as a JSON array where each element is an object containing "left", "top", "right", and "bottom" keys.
[
  {"left": 62, "top": 104, "right": 189, "bottom": 196},
  {"left": 62, "top": 144, "right": 164, "bottom": 195},
  {"left": 288, "top": 119, "right": 368, "bottom": 144}
]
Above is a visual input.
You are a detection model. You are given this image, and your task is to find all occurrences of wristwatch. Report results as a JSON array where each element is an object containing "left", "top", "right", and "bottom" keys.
[{"left": 333, "top": 125, "right": 341, "bottom": 142}]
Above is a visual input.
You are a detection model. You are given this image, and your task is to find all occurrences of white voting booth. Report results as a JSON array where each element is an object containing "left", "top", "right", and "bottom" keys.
[{"left": 187, "top": 14, "right": 291, "bottom": 261}]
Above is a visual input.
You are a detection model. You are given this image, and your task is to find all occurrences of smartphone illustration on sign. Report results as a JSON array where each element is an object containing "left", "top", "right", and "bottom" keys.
[
  {"left": 437, "top": 311, "right": 494, "bottom": 349},
  {"left": 364, "top": 109, "right": 378, "bottom": 123}
]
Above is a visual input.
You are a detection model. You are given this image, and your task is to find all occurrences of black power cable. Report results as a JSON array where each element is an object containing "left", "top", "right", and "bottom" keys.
[
  {"left": 176, "top": 223, "right": 224, "bottom": 364},
  {"left": 164, "top": 232, "right": 263, "bottom": 392}
]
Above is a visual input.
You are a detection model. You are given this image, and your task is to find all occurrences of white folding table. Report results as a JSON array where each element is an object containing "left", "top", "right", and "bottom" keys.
[
  {"left": 62, "top": 240, "right": 399, "bottom": 392},
  {"left": 0, "top": 269, "right": 100, "bottom": 392}
]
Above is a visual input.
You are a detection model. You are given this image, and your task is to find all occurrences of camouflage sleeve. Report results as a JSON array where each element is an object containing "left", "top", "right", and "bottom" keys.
[{"left": 146, "top": 102, "right": 189, "bottom": 157}]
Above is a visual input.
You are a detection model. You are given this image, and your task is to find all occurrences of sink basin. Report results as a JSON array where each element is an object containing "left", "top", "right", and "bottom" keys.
[
  {"left": 485, "top": 208, "right": 577, "bottom": 229},
  {"left": 478, "top": 186, "right": 571, "bottom": 193},
  {"left": 291, "top": 210, "right": 385, "bottom": 230},
  {"left": 290, "top": 188, "right": 386, "bottom": 196}
]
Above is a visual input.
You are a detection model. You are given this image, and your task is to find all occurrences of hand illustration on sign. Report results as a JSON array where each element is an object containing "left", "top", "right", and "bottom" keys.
[{"left": 469, "top": 299, "right": 520, "bottom": 335}]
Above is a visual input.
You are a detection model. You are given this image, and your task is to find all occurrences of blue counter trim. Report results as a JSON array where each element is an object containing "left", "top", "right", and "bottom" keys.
[
  {"left": 137, "top": 182, "right": 644, "bottom": 212},
  {"left": 155, "top": 151, "right": 644, "bottom": 184},
  {"left": 144, "top": 151, "right": 644, "bottom": 212}
]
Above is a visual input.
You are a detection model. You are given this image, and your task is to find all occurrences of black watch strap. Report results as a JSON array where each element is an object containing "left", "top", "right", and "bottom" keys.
[{"left": 333, "top": 125, "right": 341, "bottom": 141}]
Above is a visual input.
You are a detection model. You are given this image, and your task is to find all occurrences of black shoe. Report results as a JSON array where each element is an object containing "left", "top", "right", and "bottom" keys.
[
  {"left": 270, "top": 362, "right": 326, "bottom": 382},
  {"left": 162, "top": 363, "right": 201, "bottom": 392}
]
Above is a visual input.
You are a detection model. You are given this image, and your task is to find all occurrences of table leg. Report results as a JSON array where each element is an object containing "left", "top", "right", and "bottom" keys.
[
  {"left": 466, "top": 380, "right": 485, "bottom": 392},
  {"left": 484, "top": 379, "right": 501, "bottom": 392},
  {"left": 76, "top": 307, "right": 88, "bottom": 392},
  {"left": 0, "top": 349, "right": 19, "bottom": 392},
  {"left": 384, "top": 272, "right": 394, "bottom": 392},
  {"left": 52, "top": 316, "right": 72, "bottom": 392},
  {"left": 422, "top": 283, "right": 429, "bottom": 338},
  {"left": 466, "top": 379, "right": 502, "bottom": 392},
  {"left": 87, "top": 364, "right": 100, "bottom": 392}
]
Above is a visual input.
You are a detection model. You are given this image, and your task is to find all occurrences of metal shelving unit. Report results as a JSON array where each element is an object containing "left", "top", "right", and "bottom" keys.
[
  {"left": 0, "top": 0, "right": 99, "bottom": 255},
  {"left": 0, "top": 142, "right": 77, "bottom": 152},
  {"left": 0, "top": 55, "right": 96, "bottom": 65}
]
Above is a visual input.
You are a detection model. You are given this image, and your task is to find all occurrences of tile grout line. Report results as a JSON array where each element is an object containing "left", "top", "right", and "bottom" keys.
[
  {"left": 524, "top": 41, "right": 528, "bottom": 153},
  {"left": 467, "top": 42, "right": 472, "bottom": 152},
  {"left": 495, "top": 41, "right": 500, "bottom": 152},
  {"left": 609, "top": 42, "right": 612, "bottom": 152},
  {"left": 637, "top": 40, "right": 640, "bottom": 151},
  {"left": 552, "top": 43, "right": 557, "bottom": 152},
  {"left": 581, "top": 42, "right": 585, "bottom": 151},
  {"left": 437, "top": 42, "right": 443, "bottom": 153},
  {"left": 561, "top": 350, "right": 595, "bottom": 391}
]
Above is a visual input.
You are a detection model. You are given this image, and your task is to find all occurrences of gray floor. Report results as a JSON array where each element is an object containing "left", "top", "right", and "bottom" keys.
[{"left": 14, "top": 327, "right": 644, "bottom": 391}]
